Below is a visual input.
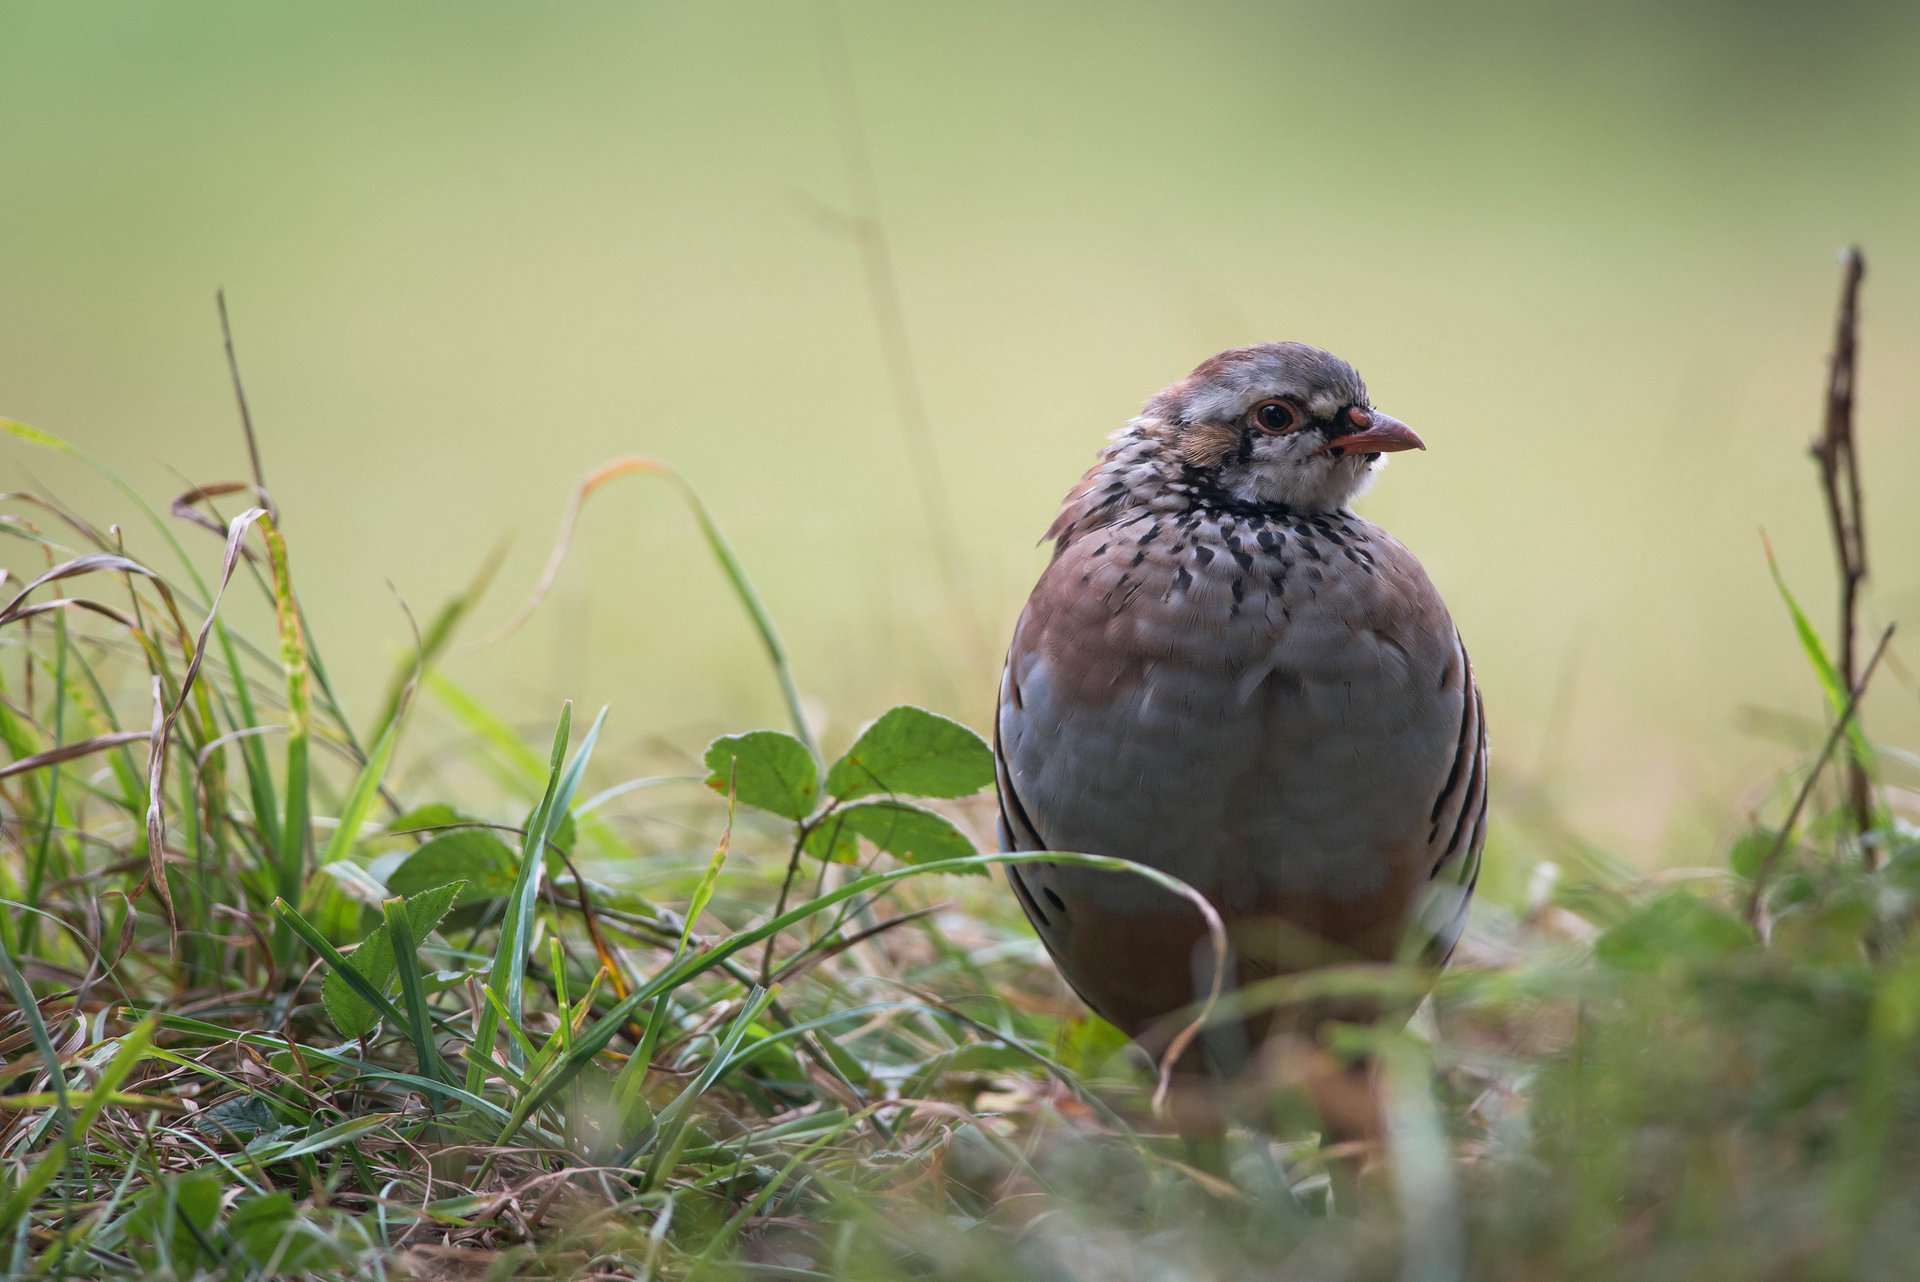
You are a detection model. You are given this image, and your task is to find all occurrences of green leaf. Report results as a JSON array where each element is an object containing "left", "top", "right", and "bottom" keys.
[
  {"left": 187, "top": 1094, "right": 281, "bottom": 1141},
  {"left": 681, "top": 804, "right": 732, "bottom": 953},
  {"left": 1772, "top": 888, "right": 1877, "bottom": 964},
  {"left": 1764, "top": 539, "right": 1874, "bottom": 773},
  {"left": 1054, "top": 1014, "right": 1134, "bottom": 1076},
  {"left": 704, "top": 730, "right": 819, "bottom": 820},
  {"left": 321, "top": 881, "right": 464, "bottom": 1039},
  {"left": 387, "top": 830, "right": 519, "bottom": 905},
  {"left": 824, "top": 706, "right": 994, "bottom": 802},
  {"left": 124, "top": 1170, "right": 224, "bottom": 1274},
  {"left": 1729, "top": 829, "right": 1777, "bottom": 879},
  {"left": 802, "top": 799, "right": 981, "bottom": 871},
  {"left": 1594, "top": 891, "right": 1756, "bottom": 972},
  {"left": 229, "top": 1190, "right": 339, "bottom": 1273}
]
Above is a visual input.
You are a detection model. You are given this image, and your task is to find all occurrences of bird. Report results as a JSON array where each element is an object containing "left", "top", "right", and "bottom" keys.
[{"left": 994, "top": 342, "right": 1485, "bottom": 1141}]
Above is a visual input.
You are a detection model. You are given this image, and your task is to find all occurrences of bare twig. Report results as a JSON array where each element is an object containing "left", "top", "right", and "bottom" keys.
[
  {"left": 761, "top": 812, "right": 821, "bottom": 986},
  {"left": 216, "top": 290, "right": 268, "bottom": 493},
  {"left": 1812, "top": 248, "right": 1873, "bottom": 846},
  {"left": 1745, "top": 624, "right": 1893, "bottom": 925},
  {"left": 767, "top": 905, "right": 937, "bottom": 986}
]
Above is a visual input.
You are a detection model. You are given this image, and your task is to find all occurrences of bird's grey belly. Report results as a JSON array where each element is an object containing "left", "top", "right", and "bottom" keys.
[{"left": 1000, "top": 635, "right": 1459, "bottom": 918}]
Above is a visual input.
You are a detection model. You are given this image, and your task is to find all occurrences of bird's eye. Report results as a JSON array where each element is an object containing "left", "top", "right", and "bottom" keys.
[{"left": 1251, "top": 399, "right": 1298, "bottom": 435}]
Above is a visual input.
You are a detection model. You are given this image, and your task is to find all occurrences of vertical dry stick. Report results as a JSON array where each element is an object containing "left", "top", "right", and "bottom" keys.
[
  {"left": 814, "top": 1, "right": 988, "bottom": 673},
  {"left": 1812, "top": 248, "right": 1873, "bottom": 849}
]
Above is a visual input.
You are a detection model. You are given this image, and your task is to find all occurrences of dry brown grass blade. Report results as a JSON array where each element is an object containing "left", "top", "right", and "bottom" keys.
[
  {"left": 139, "top": 674, "right": 175, "bottom": 926},
  {"left": 169, "top": 481, "right": 278, "bottom": 547},
  {"left": 0, "top": 552, "right": 157, "bottom": 626},
  {"left": 481, "top": 454, "right": 815, "bottom": 756},
  {"left": 1149, "top": 886, "right": 1229, "bottom": 1115},
  {"left": 216, "top": 289, "right": 269, "bottom": 493},
  {"left": 480, "top": 456, "right": 676, "bottom": 648},
  {"left": 0, "top": 730, "right": 151, "bottom": 782},
  {"left": 139, "top": 507, "right": 272, "bottom": 942},
  {"left": 0, "top": 598, "right": 140, "bottom": 632}
]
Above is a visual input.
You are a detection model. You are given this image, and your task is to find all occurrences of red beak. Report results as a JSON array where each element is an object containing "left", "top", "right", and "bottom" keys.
[{"left": 1317, "top": 408, "right": 1426, "bottom": 458}]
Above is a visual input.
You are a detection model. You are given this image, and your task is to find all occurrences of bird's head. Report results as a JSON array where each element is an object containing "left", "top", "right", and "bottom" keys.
[{"left": 1140, "top": 342, "right": 1424, "bottom": 514}]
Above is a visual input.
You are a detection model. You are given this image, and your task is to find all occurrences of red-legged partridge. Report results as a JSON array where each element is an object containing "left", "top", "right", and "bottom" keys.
[{"left": 995, "top": 342, "right": 1486, "bottom": 1092}]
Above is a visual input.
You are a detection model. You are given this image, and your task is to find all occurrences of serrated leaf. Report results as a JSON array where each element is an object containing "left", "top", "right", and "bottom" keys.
[
  {"left": 322, "top": 881, "right": 464, "bottom": 1039},
  {"left": 825, "top": 706, "right": 994, "bottom": 802},
  {"left": 703, "top": 730, "right": 819, "bottom": 820},
  {"left": 802, "top": 800, "right": 982, "bottom": 872},
  {"left": 187, "top": 1094, "right": 281, "bottom": 1141},
  {"left": 387, "top": 830, "right": 518, "bottom": 905}
]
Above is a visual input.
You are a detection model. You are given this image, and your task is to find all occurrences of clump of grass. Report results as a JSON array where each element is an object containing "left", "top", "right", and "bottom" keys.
[{"left": 3, "top": 253, "right": 1919, "bottom": 1281}]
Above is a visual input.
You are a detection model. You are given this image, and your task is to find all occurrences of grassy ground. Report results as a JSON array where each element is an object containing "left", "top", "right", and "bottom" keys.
[{"left": 4, "top": 303, "right": 1919, "bottom": 1279}]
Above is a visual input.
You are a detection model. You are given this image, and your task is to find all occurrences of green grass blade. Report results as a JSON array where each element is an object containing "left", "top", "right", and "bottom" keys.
[
  {"left": 271, "top": 897, "right": 409, "bottom": 1032},
  {"left": 502, "top": 708, "right": 573, "bottom": 1036},
  {"left": 505, "top": 705, "right": 606, "bottom": 1042},
  {"left": 638, "top": 985, "right": 778, "bottom": 1188},
  {"left": 18, "top": 611, "right": 73, "bottom": 956},
  {"left": 249, "top": 1113, "right": 404, "bottom": 1166},
  {"left": 382, "top": 897, "right": 448, "bottom": 1099},
  {"left": 426, "top": 672, "right": 548, "bottom": 781},
  {"left": 319, "top": 713, "right": 403, "bottom": 867},
  {"left": 1764, "top": 536, "right": 1874, "bottom": 771},
  {"left": 369, "top": 538, "right": 506, "bottom": 747},
  {"left": 262, "top": 518, "right": 313, "bottom": 971},
  {"left": 466, "top": 703, "right": 574, "bottom": 1095},
  {"left": 474, "top": 983, "right": 543, "bottom": 1070},
  {"left": 0, "top": 923, "right": 74, "bottom": 1136}
]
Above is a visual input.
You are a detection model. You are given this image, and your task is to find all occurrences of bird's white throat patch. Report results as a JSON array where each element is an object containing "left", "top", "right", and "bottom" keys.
[{"left": 1217, "top": 435, "right": 1385, "bottom": 514}]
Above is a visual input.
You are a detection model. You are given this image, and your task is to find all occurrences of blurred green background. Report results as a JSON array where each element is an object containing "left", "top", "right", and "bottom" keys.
[{"left": 4, "top": 1, "right": 1919, "bottom": 861}]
